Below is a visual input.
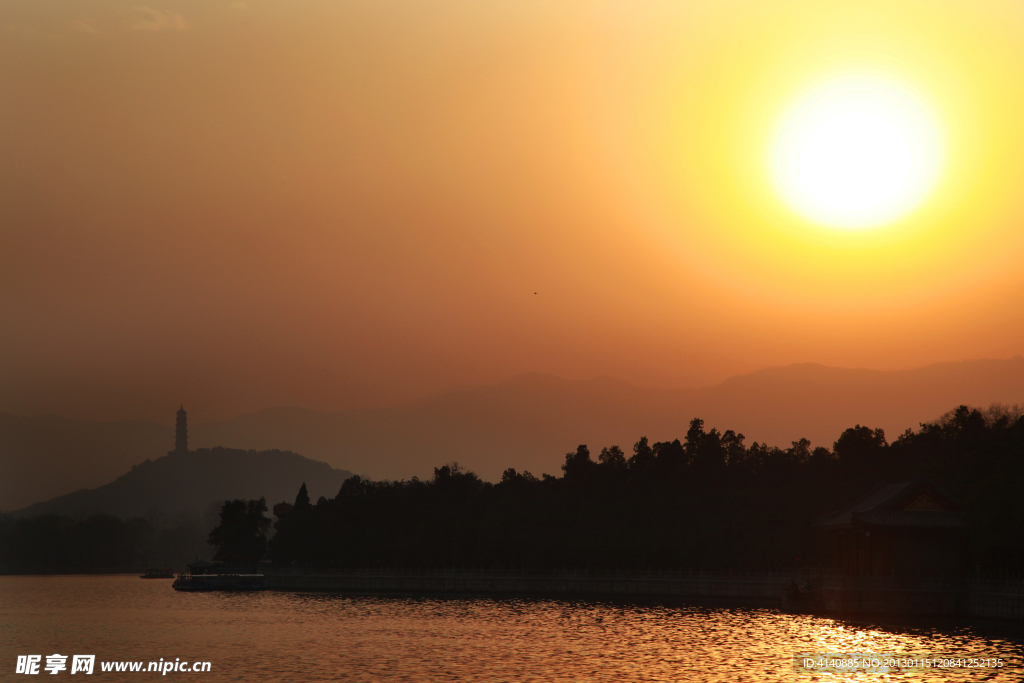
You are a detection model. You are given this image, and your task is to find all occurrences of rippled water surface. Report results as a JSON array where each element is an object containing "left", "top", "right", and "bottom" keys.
[{"left": 2, "top": 575, "right": 1023, "bottom": 681}]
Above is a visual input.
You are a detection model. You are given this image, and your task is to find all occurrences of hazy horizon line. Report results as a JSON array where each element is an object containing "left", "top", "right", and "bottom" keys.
[{"left": 6, "top": 354, "right": 1022, "bottom": 426}]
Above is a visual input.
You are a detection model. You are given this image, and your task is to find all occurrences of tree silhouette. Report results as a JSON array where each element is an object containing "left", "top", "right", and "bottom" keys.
[
  {"left": 207, "top": 498, "right": 271, "bottom": 563},
  {"left": 561, "top": 445, "right": 595, "bottom": 480},
  {"left": 294, "top": 483, "right": 311, "bottom": 510},
  {"left": 598, "top": 445, "right": 626, "bottom": 469},
  {"left": 628, "top": 436, "right": 655, "bottom": 473}
]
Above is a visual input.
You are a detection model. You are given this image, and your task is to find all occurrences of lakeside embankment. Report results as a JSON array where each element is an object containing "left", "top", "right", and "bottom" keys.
[
  {"left": 259, "top": 566, "right": 1024, "bottom": 621},
  {"left": 262, "top": 566, "right": 792, "bottom": 607}
]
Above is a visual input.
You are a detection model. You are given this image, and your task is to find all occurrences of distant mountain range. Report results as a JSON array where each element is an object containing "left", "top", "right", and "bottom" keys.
[
  {"left": 13, "top": 448, "right": 353, "bottom": 519},
  {"left": 3, "top": 357, "right": 1023, "bottom": 512}
]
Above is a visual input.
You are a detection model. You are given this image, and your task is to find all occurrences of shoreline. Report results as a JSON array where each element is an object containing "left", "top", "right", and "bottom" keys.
[{"left": 256, "top": 566, "right": 1024, "bottom": 623}]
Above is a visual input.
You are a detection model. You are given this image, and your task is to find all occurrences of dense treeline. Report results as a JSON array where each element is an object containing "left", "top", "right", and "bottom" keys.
[
  {"left": 0, "top": 513, "right": 210, "bottom": 574},
  {"left": 5, "top": 405, "right": 1021, "bottom": 574},
  {"left": 263, "top": 406, "right": 1024, "bottom": 571}
]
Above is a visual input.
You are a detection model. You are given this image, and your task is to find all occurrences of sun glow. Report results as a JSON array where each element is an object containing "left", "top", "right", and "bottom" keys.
[{"left": 771, "top": 77, "right": 943, "bottom": 229}]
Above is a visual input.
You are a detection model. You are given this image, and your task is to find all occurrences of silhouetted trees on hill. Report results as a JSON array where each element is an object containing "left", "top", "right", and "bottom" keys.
[
  {"left": 208, "top": 498, "right": 271, "bottom": 563},
  {"left": 268, "top": 407, "right": 1024, "bottom": 571},
  {"left": 4, "top": 405, "right": 1023, "bottom": 574}
]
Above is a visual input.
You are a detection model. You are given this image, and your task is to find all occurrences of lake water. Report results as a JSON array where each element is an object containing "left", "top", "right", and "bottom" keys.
[{"left": 2, "top": 575, "right": 1022, "bottom": 681}]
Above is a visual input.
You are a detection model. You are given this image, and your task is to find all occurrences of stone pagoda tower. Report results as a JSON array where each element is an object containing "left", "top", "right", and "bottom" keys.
[{"left": 175, "top": 405, "right": 188, "bottom": 453}]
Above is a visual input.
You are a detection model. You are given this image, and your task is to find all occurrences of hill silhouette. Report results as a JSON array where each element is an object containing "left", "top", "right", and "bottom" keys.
[
  {"left": 4, "top": 357, "right": 1024, "bottom": 509},
  {"left": 13, "top": 448, "right": 353, "bottom": 520}
]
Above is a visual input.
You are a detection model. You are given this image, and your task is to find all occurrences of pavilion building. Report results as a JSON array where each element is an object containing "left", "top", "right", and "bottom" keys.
[{"left": 816, "top": 477, "right": 967, "bottom": 615}]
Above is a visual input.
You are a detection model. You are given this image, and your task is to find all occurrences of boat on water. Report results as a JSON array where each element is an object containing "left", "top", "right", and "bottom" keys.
[
  {"left": 140, "top": 568, "right": 175, "bottom": 579},
  {"left": 171, "top": 558, "right": 267, "bottom": 591},
  {"left": 172, "top": 573, "right": 266, "bottom": 591}
]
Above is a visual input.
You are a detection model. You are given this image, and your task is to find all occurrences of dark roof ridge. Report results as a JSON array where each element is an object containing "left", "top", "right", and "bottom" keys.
[{"left": 816, "top": 477, "right": 961, "bottom": 527}]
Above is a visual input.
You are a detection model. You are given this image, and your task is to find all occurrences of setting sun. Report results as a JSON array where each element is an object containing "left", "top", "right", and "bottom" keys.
[
  {"left": 770, "top": 77, "right": 943, "bottom": 229},
  {"left": 5, "top": 0, "right": 1024, "bottom": 679}
]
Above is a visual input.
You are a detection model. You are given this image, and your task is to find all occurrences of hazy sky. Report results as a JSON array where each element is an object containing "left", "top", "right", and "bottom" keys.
[{"left": 4, "top": 0, "right": 1024, "bottom": 423}]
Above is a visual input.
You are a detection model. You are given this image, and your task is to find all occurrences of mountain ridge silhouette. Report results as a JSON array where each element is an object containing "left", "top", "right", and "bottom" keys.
[
  {"left": 4, "top": 356, "right": 1023, "bottom": 511},
  {"left": 13, "top": 447, "right": 353, "bottom": 520}
]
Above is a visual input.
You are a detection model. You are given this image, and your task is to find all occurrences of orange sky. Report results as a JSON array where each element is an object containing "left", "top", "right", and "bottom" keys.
[{"left": 3, "top": 0, "right": 1024, "bottom": 423}]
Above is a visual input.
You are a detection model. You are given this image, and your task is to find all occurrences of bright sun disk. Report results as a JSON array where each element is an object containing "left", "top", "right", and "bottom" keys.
[{"left": 771, "top": 77, "right": 942, "bottom": 229}]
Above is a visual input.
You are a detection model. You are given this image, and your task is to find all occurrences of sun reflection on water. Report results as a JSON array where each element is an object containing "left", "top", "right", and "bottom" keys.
[{"left": 1, "top": 575, "right": 1021, "bottom": 682}]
